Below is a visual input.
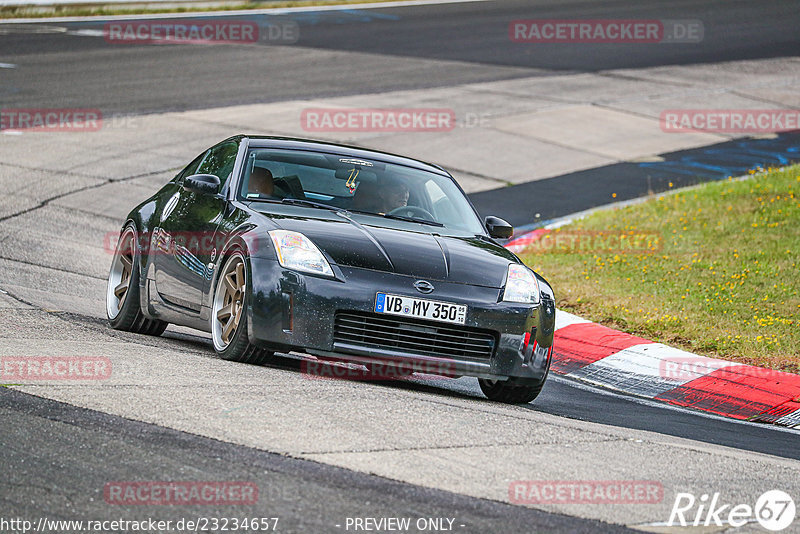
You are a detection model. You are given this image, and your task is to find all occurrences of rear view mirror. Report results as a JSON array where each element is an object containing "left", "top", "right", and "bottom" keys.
[
  {"left": 485, "top": 216, "right": 513, "bottom": 239},
  {"left": 184, "top": 174, "right": 221, "bottom": 195}
]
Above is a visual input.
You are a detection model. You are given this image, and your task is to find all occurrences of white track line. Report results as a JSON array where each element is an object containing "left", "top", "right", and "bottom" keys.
[
  {"left": 1, "top": 0, "right": 490, "bottom": 23},
  {"left": 0, "top": 62, "right": 16, "bottom": 68}
]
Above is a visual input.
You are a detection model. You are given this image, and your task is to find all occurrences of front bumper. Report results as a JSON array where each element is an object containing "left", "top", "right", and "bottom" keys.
[{"left": 246, "top": 257, "right": 555, "bottom": 384}]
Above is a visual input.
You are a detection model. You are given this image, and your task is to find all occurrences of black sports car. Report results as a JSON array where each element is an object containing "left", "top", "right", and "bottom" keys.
[{"left": 107, "top": 136, "right": 555, "bottom": 403}]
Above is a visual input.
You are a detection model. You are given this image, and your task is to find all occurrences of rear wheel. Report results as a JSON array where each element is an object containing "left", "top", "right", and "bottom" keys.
[
  {"left": 106, "top": 225, "right": 168, "bottom": 336},
  {"left": 478, "top": 378, "right": 545, "bottom": 404},
  {"left": 211, "top": 251, "right": 273, "bottom": 365}
]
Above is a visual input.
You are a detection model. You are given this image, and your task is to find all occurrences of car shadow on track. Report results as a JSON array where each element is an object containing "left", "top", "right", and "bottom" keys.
[
  {"left": 267, "top": 352, "right": 491, "bottom": 403},
  {"left": 159, "top": 324, "right": 490, "bottom": 403},
  {"left": 100, "top": 317, "right": 800, "bottom": 461}
]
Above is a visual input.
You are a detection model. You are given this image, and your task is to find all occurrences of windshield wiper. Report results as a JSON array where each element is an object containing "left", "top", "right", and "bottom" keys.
[
  {"left": 381, "top": 213, "right": 444, "bottom": 227},
  {"left": 276, "top": 202, "right": 444, "bottom": 227},
  {"left": 347, "top": 208, "right": 444, "bottom": 227},
  {"left": 280, "top": 198, "right": 341, "bottom": 211}
]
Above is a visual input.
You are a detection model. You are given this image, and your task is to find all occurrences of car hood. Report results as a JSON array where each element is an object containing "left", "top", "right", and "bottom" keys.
[{"left": 261, "top": 209, "right": 517, "bottom": 288}]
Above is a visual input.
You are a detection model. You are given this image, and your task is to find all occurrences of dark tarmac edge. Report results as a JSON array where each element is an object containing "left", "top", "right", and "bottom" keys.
[{"left": 470, "top": 130, "right": 800, "bottom": 230}]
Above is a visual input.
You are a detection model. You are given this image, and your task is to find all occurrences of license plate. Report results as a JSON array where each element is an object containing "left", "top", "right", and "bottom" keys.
[{"left": 374, "top": 293, "right": 467, "bottom": 325}]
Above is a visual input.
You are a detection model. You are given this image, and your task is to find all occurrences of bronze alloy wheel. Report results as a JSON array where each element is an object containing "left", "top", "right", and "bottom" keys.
[
  {"left": 212, "top": 253, "right": 247, "bottom": 351},
  {"left": 106, "top": 227, "right": 135, "bottom": 319},
  {"left": 106, "top": 225, "right": 168, "bottom": 336}
]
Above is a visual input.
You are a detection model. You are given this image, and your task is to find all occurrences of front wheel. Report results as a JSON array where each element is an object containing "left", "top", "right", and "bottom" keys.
[
  {"left": 211, "top": 251, "right": 273, "bottom": 365},
  {"left": 478, "top": 378, "right": 545, "bottom": 404},
  {"left": 106, "top": 225, "right": 168, "bottom": 336}
]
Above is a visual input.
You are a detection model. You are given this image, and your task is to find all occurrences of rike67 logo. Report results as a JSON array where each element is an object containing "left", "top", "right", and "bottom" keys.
[{"left": 669, "top": 490, "right": 796, "bottom": 531}]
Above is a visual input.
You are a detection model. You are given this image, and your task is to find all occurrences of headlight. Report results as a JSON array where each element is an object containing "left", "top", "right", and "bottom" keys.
[
  {"left": 268, "top": 230, "right": 334, "bottom": 277},
  {"left": 502, "top": 264, "right": 541, "bottom": 305}
]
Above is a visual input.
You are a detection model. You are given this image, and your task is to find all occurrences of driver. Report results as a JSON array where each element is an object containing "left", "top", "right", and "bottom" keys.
[{"left": 380, "top": 179, "right": 409, "bottom": 213}]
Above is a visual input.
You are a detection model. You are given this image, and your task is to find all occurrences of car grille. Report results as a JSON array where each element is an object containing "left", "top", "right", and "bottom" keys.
[{"left": 334, "top": 311, "right": 497, "bottom": 362}]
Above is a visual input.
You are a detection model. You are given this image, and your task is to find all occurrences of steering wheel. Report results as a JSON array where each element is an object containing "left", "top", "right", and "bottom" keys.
[{"left": 387, "top": 205, "right": 436, "bottom": 221}]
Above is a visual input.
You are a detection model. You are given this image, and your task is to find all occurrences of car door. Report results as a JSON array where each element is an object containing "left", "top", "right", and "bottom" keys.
[{"left": 153, "top": 141, "right": 239, "bottom": 311}]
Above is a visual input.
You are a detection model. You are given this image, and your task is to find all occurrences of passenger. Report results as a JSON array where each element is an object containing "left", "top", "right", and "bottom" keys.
[
  {"left": 248, "top": 167, "right": 274, "bottom": 197},
  {"left": 351, "top": 181, "right": 381, "bottom": 212}
]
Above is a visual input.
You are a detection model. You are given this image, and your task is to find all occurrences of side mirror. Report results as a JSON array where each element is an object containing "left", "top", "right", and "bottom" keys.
[
  {"left": 184, "top": 174, "right": 221, "bottom": 195},
  {"left": 485, "top": 216, "right": 513, "bottom": 239}
]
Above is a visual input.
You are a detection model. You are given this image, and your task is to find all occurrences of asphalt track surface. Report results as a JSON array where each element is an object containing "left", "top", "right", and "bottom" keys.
[
  {"left": 0, "top": 0, "right": 798, "bottom": 114},
  {"left": 1, "top": 310, "right": 799, "bottom": 531},
  {"left": 2, "top": 0, "right": 800, "bottom": 531},
  {"left": 1, "top": 387, "right": 632, "bottom": 533}
]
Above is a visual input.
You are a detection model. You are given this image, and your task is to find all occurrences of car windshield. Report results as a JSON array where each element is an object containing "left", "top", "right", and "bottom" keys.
[{"left": 239, "top": 148, "right": 485, "bottom": 234}]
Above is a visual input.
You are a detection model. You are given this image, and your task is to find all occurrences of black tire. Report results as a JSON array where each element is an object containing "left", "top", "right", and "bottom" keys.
[
  {"left": 107, "top": 225, "right": 169, "bottom": 336},
  {"left": 211, "top": 251, "right": 273, "bottom": 366},
  {"left": 478, "top": 378, "right": 545, "bottom": 404}
]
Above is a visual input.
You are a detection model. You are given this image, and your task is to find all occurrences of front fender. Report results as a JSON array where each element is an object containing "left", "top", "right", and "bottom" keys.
[{"left": 534, "top": 273, "right": 556, "bottom": 349}]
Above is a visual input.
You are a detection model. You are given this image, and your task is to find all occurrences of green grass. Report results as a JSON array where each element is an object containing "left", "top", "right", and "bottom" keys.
[
  {"left": 519, "top": 165, "right": 800, "bottom": 372},
  {"left": 0, "top": 0, "right": 399, "bottom": 19}
]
